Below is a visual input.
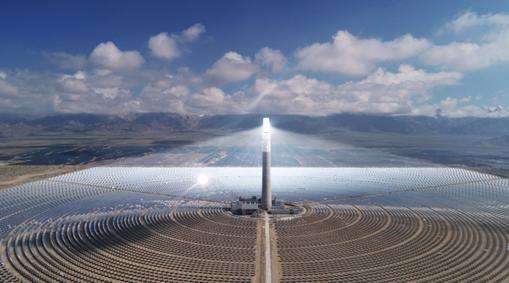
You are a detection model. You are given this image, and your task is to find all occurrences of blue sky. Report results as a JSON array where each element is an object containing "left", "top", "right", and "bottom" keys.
[{"left": 1, "top": 0, "right": 509, "bottom": 116}]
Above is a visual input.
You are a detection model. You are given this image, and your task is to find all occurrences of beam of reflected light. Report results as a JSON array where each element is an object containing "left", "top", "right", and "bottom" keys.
[
  {"left": 112, "top": 118, "right": 438, "bottom": 167},
  {"left": 245, "top": 91, "right": 268, "bottom": 113}
]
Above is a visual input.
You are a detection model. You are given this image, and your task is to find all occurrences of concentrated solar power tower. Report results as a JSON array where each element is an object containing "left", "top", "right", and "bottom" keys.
[{"left": 261, "top": 117, "right": 272, "bottom": 210}]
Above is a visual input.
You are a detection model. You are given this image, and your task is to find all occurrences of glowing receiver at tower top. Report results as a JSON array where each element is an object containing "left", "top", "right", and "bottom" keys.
[{"left": 261, "top": 117, "right": 272, "bottom": 210}]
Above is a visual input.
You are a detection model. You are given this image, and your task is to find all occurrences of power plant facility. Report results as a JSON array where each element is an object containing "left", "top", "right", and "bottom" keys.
[
  {"left": 3, "top": 2, "right": 509, "bottom": 282},
  {"left": 0, "top": 117, "right": 507, "bottom": 282},
  {"left": 230, "top": 117, "right": 294, "bottom": 216}
]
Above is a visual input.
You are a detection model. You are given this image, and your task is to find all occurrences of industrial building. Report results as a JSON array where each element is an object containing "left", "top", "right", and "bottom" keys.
[{"left": 230, "top": 196, "right": 259, "bottom": 215}]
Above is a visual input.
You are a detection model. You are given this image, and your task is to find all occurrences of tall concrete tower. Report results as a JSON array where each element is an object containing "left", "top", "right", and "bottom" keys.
[{"left": 261, "top": 117, "right": 272, "bottom": 211}]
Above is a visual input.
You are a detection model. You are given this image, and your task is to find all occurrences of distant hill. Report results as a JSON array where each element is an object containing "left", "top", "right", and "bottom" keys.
[
  {"left": 1, "top": 112, "right": 509, "bottom": 136},
  {"left": 274, "top": 114, "right": 509, "bottom": 135}
]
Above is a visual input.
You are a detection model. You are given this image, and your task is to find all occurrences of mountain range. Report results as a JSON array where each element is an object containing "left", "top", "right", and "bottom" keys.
[{"left": 1, "top": 112, "right": 509, "bottom": 136}]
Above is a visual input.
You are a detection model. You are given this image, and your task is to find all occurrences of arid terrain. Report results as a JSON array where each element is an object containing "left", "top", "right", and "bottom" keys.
[{"left": 2, "top": 113, "right": 509, "bottom": 188}]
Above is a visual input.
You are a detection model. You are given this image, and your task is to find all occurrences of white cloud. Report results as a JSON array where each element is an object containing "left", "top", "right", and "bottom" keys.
[
  {"left": 254, "top": 75, "right": 331, "bottom": 99},
  {"left": 139, "top": 75, "right": 189, "bottom": 113},
  {"left": 251, "top": 65, "right": 462, "bottom": 115},
  {"left": 181, "top": 23, "right": 205, "bottom": 42},
  {"left": 0, "top": 63, "right": 499, "bottom": 117},
  {"left": 148, "top": 32, "right": 181, "bottom": 61},
  {"left": 49, "top": 63, "right": 464, "bottom": 116},
  {"left": 268, "top": 13, "right": 509, "bottom": 75},
  {"left": 58, "top": 71, "right": 89, "bottom": 93},
  {"left": 255, "top": 47, "right": 287, "bottom": 73},
  {"left": 54, "top": 69, "right": 138, "bottom": 113},
  {"left": 205, "top": 48, "right": 286, "bottom": 84},
  {"left": 93, "top": 87, "right": 129, "bottom": 100},
  {"left": 421, "top": 12, "right": 509, "bottom": 71},
  {"left": 361, "top": 64, "right": 462, "bottom": 86},
  {"left": 57, "top": 69, "right": 127, "bottom": 99},
  {"left": 136, "top": 72, "right": 241, "bottom": 114},
  {"left": 253, "top": 75, "right": 332, "bottom": 114},
  {"left": 420, "top": 34, "right": 509, "bottom": 70},
  {"left": 90, "top": 41, "right": 144, "bottom": 70},
  {"left": 148, "top": 24, "right": 205, "bottom": 62},
  {"left": 7, "top": 13, "right": 509, "bottom": 117},
  {"left": 329, "top": 65, "right": 462, "bottom": 114},
  {"left": 206, "top": 51, "right": 257, "bottom": 83},
  {"left": 296, "top": 30, "right": 430, "bottom": 75},
  {"left": 188, "top": 87, "right": 225, "bottom": 109},
  {"left": 186, "top": 87, "right": 249, "bottom": 114},
  {"left": 444, "top": 11, "right": 509, "bottom": 33},
  {"left": 0, "top": 71, "right": 57, "bottom": 112}
]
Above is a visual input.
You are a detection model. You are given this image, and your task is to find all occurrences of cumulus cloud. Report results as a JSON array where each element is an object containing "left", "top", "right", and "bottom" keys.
[
  {"left": 361, "top": 64, "right": 462, "bottom": 86},
  {"left": 0, "top": 63, "right": 497, "bottom": 117},
  {"left": 0, "top": 71, "right": 59, "bottom": 112},
  {"left": 421, "top": 12, "right": 509, "bottom": 71},
  {"left": 251, "top": 65, "right": 462, "bottom": 115},
  {"left": 148, "top": 24, "right": 205, "bottom": 61},
  {"left": 330, "top": 65, "right": 461, "bottom": 114},
  {"left": 90, "top": 41, "right": 144, "bottom": 70},
  {"left": 443, "top": 11, "right": 509, "bottom": 33},
  {"left": 255, "top": 47, "right": 287, "bottom": 73},
  {"left": 55, "top": 84, "right": 135, "bottom": 114},
  {"left": 253, "top": 75, "right": 331, "bottom": 114},
  {"left": 149, "top": 32, "right": 181, "bottom": 61},
  {"left": 139, "top": 75, "right": 189, "bottom": 113},
  {"left": 52, "top": 69, "right": 140, "bottom": 113},
  {"left": 206, "top": 51, "right": 257, "bottom": 83},
  {"left": 295, "top": 13, "right": 509, "bottom": 73},
  {"left": 93, "top": 87, "right": 130, "bottom": 100},
  {"left": 205, "top": 48, "right": 286, "bottom": 83},
  {"left": 421, "top": 35, "right": 509, "bottom": 71},
  {"left": 186, "top": 87, "right": 250, "bottom": 114},
  {"left": 181, "top": 23, "right": 206, "bottom": 42},
  {"left": 0, "top": 63, "right": 466, "bottom": 116},
  {"left": 296, "top": 30, "right": 430, "bottom": 76},
  {"left": 58, "top": 71, "right": 89, "bottom": 93},
  {"left": 188, "top": 87, "right": 225, "bottom": 109},
  {"left": 5, "top": 15, "right": 509, "bottom": 117},
  {"left": 52, "top": 68, "right": 209, "bottom": 114}
]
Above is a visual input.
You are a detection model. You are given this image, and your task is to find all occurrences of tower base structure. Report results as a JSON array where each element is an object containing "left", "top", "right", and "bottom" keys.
[{"left": 229, "top": 196, "right": 299, "bottom": 216}]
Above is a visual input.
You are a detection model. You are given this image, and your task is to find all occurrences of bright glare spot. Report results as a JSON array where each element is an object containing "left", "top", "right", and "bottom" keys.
[
  {"left": 263, "top": 117, "right": 271, "bottom": 133},
  {"left": 197, "top": 174, "right": 209, "bottom": 186}
]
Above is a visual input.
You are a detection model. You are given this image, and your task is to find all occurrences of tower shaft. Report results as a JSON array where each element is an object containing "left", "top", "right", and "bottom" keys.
[
  {"left": 262, "top": 118, "right": 272, "bottom": 211},
  {"left": 262, "top": 150, "right": 271, "bottom": 210}
]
